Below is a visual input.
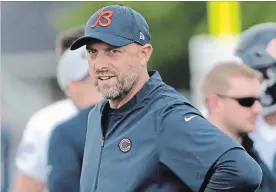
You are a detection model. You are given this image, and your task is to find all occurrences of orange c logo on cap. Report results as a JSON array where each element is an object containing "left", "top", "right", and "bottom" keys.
[{"left": 91, "top": 10, "right": 113, "bottom": 28}]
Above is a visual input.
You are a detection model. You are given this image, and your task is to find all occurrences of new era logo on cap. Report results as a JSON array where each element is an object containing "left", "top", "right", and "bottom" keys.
[
  {"left": 70, "top": 5, "right": 151, "bottom": 50},
  {"left": 140, "top": 32, "right": 145, "bottom": 40}
]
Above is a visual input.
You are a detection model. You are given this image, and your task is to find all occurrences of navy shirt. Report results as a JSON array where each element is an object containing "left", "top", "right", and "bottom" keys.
[
  {"left": 47, "top": 106, "right": 93, "bottom": 192},
  {"left": 81, "top": 71, "right": 262, "bottom": 192}
]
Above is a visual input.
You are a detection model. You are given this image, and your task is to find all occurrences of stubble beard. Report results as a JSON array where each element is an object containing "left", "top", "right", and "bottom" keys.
[{"left": 94, "top": 72, "right": 139, "bottom": 100}]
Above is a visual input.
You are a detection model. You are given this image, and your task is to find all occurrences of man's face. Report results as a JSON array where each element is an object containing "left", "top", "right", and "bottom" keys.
[
  {"left": 219, "top": 76, "right": 262, "bottom": 135},
  {"left": 67, "top": 75, "right": 101, "bottom": 109},
  {"left": 87, "top": 42, "right": 143, "bottom": 100}
]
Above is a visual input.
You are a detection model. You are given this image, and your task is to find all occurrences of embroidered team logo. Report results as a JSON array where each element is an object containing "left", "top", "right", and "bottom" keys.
[
  {"left": 91, "top": 10, "right": 113, "bottom": 28},
  {"left": 119, "top": 138, "right": 131, "bottom": 153}
]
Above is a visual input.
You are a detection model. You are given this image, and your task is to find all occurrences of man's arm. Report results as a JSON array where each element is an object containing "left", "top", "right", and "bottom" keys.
[
  {"left": 14, "top": 123, "right": 46, "bottom": 192},
  {"left": 47, "top": 124, "right": 81, "bottom": 192},
  {"left": 205, "top": 148, "right": 262, "bottom": 191},
  {"left": 14, "top": 175, "right": 45, "bottom": 192},
  {"left": 158, "top": 104, "right": 262, "bottom": 191}
]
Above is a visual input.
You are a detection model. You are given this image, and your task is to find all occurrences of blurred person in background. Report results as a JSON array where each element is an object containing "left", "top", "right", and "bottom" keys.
[
  {"left": 235, "top": 23, "right": 276, "bottom": 175},
  {"left": 274, "top": 156, "right": 276, "bottom": 174},
  {"left": 14, "top": 28, "right": 84, "bottom": 192},
  {"left": 203, "top": 61, "right": 276, "bottom": 192},
  {"left": 1, "top": 128, "right": 11, "bottom": 192},
  {"left": 55, "top": 27, "right": 85, "bottom": 58},
  {"left": 47, "top": 46, "right": 101, "bottom": 192},
  {"left": 1, "top": 106, "right": 11, "bottom": 192}
]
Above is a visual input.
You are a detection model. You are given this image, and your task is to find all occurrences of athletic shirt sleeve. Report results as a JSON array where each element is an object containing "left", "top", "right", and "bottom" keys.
[{"left": 16, "top": 118, "right": 49, "bottom": 181}]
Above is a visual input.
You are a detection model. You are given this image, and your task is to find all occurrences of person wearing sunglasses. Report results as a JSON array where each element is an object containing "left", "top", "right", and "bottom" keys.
[
  {"left": 235, "top": 23, "right": 276, "bottom": 177},
  {"left": 203, "top": 60, "right": 276, "bottom": 192}
]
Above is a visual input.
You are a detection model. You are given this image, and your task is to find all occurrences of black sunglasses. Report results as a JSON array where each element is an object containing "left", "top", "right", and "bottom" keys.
[{"left": 217, "top": 94, "right": 260, "bottom": 107}]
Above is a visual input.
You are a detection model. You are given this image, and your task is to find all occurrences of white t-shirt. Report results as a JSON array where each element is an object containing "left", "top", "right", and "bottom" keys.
[{"left": 16, "top": 99, "right": 77, "bottom": 181}]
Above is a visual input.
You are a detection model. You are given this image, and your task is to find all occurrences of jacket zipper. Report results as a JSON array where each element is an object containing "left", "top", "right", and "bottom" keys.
[{"left": 94, "top": 136, "right": 105, "bottom": 191}]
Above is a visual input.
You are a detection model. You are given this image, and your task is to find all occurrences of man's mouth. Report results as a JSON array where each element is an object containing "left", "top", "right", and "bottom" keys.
[{"left": 98, "top": 76, "right": 115, "bottom": 80}]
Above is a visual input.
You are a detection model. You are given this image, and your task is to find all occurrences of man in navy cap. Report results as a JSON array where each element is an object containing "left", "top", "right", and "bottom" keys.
[
  {"left": 71, "top": 5, "right": 263, "bottom": 192},
  {"left": 235, "top": 23, "right": 276, "bottom": 176}
]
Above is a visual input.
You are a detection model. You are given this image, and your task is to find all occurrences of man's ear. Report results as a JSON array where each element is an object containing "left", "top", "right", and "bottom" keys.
[
  {"left": 206, "top": 94, "right": 221, "bottom": 113},
  {"left": 140, "top": 44, "right": 153, "bottom": 65},
  {"left": 267, "top": 38, "right": 276, "bottom": 59}
]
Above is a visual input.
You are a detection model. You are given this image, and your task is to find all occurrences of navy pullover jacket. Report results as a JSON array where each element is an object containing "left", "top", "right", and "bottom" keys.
[{"left": 81, "top": 71, "right": 262, "bottom": 192}]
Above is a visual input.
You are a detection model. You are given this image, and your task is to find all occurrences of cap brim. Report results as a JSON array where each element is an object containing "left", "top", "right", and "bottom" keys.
[{"left": 70, "top": 32, "right": 134, "bottom": 50}]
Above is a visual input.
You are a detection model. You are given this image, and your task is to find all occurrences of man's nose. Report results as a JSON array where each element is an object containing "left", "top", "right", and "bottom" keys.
[
  {"left": 89, "top": 51, "right": 109, "bottom": 71},
  {"left": 252, "top": 100, "right": 262, "bottom": 114}
]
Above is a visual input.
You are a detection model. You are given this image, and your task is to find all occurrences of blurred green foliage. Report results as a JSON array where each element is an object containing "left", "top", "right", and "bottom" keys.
[{"left": 55, "top": 1, "right": 276, "bottom": 89}]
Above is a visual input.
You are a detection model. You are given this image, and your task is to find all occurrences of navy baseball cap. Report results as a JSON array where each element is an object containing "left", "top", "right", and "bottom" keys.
[{"left": 70, "top": 5, "right": 151, "bottom": 50}]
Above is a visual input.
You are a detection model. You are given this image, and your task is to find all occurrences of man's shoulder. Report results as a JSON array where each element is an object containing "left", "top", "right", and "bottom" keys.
[
  {"left": 66, "top": 105, "right": 93, "bottom": 123},
  {"left": 25, "top": 99, "right": 77, "bottom": 137},
  {"left": 152, "top": 84, "right": 201, "bottom": 116},
  {"left": 33, "top": 99, "right": 76, "bottom": 117},
  {"left": 54, "top": 106, "right": 93, "bottom": 134},
  {"left": 153, "top": 83, "right": 190, "bottom": 103}
]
